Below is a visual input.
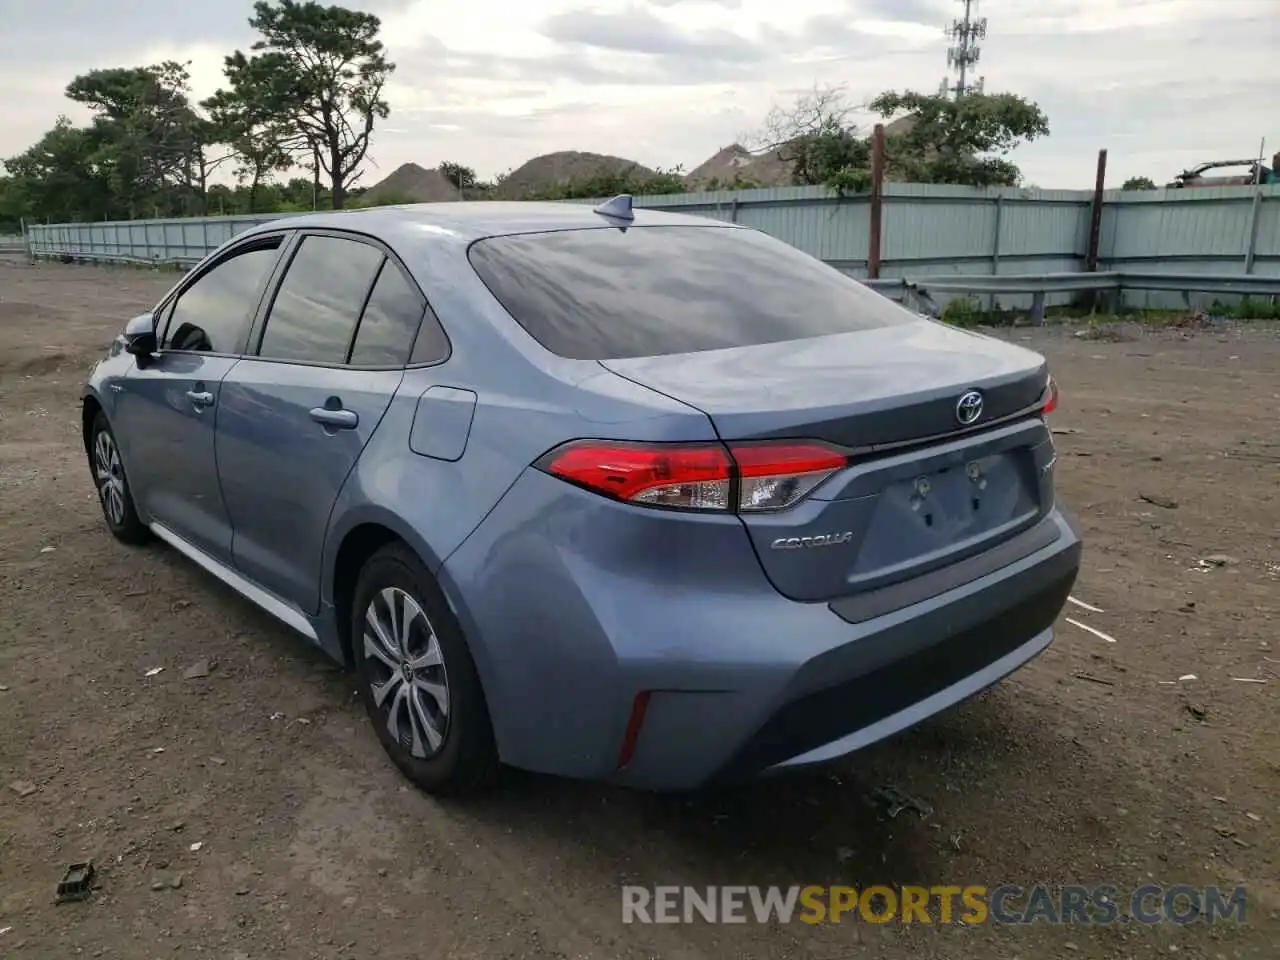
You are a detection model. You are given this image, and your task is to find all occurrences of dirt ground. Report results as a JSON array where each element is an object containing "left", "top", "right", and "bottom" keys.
[{"left": 0, "top": 257, "right": 1276, "bottom": 959}]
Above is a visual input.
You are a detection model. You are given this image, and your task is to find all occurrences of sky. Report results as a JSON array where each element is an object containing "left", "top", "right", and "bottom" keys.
[{"left": 0, "top": 0, "right": 1276, "bottom": 190}]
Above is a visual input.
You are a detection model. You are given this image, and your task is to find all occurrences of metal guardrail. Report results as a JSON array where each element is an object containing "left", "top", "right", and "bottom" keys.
[
  {"left": 869, "top": 271, "right": 1280, "bottom": 322},
  {"left": 32, "top": 251, "right": 200, "bottom": 267}
]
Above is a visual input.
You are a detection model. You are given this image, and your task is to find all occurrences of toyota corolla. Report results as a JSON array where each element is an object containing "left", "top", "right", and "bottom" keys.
[{"left": 82, "top": 198, "right": 1080, "bottom": 794}]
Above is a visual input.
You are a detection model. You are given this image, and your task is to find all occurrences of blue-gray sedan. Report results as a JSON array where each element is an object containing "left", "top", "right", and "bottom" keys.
[{"left": 82, "top": 198, "right": 1080, "bottom": 794}]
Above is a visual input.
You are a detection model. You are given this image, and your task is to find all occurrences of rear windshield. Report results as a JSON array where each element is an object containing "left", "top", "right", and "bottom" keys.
[{"left": 467, "top": 225, "right": 914, "bottom": 360}]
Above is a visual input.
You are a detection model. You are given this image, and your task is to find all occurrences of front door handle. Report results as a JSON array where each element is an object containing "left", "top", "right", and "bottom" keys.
[
  {"left": 186, "top": 390, "right": 214, "bottom": 408},
  {"left": 309, "top": 407, "right": 358, "bottom": 430}
]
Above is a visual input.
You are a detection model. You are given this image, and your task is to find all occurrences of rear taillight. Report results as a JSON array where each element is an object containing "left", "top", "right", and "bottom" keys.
[
  {"left": 539, "top": 441, "right": 733, "bottom": 510},
  {"left": 1042, "top": 377, "right": 1059, "bottom": 415},
  {"left": 730, "top": 442, "right": 847, "bottom": 511},
  {"left": 536, "top": 439, "right": 846, "bottom": 513}
]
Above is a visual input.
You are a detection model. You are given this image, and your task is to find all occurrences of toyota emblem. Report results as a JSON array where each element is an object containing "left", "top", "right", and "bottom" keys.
[{"left": 955, "top": 390, "right": 984, "bottom": 425}]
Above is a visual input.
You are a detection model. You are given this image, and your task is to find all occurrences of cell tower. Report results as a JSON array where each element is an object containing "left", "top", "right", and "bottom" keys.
[{"left": 938, "top": 0, "right": 986, "bottom": 99}]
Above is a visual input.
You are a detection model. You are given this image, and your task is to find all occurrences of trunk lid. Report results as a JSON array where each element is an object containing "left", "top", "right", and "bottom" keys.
[
  {"left": 601, "top": 321, "right": 1057, "bottom": 603},
  {"left": 600, "top": 321, "right": 1047, "bottom": 448}
]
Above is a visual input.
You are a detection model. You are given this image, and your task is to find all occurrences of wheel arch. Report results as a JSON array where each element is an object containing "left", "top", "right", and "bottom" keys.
[
  {"left": 81, "top": 393, "right": 104, "bottom": 457},
  {"left": 324, "top": 506, "right": 447, "bottom": 666},
  {"left": 325, "top": 507, "right": 511, "bottom": 759}
]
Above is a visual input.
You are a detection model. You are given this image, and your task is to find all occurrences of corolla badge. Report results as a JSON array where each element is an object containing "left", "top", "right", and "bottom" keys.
[
  {"left": 770, "top": 531, "right": 854, "bottom": 550},
  {"left": 955, "top": 390, "right": 984, "bottom": 425}
]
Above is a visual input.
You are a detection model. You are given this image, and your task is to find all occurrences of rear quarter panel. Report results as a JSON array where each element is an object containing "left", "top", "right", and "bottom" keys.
[{"left": 319, "top": 240, "right": 716, "bottom": 604}]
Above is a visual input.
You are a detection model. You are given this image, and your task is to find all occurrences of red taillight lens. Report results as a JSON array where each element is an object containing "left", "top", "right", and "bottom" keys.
[
  {"left": 540, "top": 440, "right": 733, "bottom": 510},
  {"left": 1042, "top": 377, "right": 1059, "bottom": 415},
  {"left": 536, "top": 439, "right": 846, "bottom": 512}
]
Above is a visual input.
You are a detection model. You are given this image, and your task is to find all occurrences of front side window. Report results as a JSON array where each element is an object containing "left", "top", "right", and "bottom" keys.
[
  {"left": 162, "top": 240, "right": 282, "bottom": 353},
  {"left": 257, "top": 235, "right": 385, "bottom": 364}
]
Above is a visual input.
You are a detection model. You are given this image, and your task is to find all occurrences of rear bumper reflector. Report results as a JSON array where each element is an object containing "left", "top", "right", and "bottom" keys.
[{"left": 617, "top": 691, "right": 652, "bottom": 769}]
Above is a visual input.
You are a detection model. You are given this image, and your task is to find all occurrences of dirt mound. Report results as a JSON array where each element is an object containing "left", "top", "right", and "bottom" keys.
[
  {"left": 883, "top": 114, "right": 918, "bottom": 137},
  {"left": 684, "top": 143, "right": 794, "bottom": 190},
  {"left": 361, "top": 163, "right": 461, "bottom": 204},
  {"left": 495, "top": 151, "right": 654, "bottom": 200}
]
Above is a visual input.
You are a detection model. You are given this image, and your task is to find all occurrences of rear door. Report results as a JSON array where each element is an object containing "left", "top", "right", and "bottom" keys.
[
  {"left": 215, "top": 231, "right": 428, "bottom": 613},
  {"left": 117, "top": 234, "right": 286, "bottom": 561}
]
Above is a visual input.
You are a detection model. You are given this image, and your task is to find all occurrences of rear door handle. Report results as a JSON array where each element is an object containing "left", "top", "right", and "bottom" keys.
[
  {"left": 186, "top": 390, "right": 214, "bottom": 408},
  {"left": 309, "top": 407, "right": 358, "bottom": 430}
]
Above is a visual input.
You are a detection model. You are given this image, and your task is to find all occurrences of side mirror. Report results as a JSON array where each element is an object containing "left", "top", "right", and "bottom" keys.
[{"left": 123, "top": 313, "right": 158, "bottom": 361}]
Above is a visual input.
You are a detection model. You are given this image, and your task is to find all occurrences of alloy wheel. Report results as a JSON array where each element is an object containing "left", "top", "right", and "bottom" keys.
[
  {"left": 93, "top": 429, "right": 127, "bottom": 527},
  {"left": 362, "top": 586, "right": 451, "bottom": 759}
]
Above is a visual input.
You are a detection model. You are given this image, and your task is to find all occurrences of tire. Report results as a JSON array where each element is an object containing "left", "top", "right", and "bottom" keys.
[
  {"left": 88, "top": 411, "right": 150, "bottom": 545},
  {"left": 352, "top": 542, "right": 500, "bottom": 795}
]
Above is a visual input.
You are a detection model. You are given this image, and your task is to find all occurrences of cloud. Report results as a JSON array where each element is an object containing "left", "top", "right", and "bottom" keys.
[
  {"left": 854, "top": 0, "right": 950, "bottom": 26},
  {"left": 0, "top": 0, "right": 253, "bottom": 65},
  {"left": 0, "top": 0, "right": 1275, "bottom": 192},
  {"left": 647, "top": 0, "right": 744, "bottom": 8},
  {"left": 541, "top": 6, "right": 765, "bottom": 62}
]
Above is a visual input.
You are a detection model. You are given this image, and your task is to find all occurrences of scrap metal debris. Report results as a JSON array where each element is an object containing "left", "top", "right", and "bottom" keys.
[
  {"left": 182, "top": 659, "right": 212, "bottom": 680},
  {"left": 1198, "top": 554, "right": 1240, "bottom": 569},
  {"left": 143, "top": 667, "right": 163, "bottom": 678},
  {"left": 1067, "top": 596, "right": 1104, "bottom": 614},
  {"left": 1066, "top": 617, "right": 1117, "bottom": 644},
  {"left": 55, "top": 862, "right": 95, "bottom": 904},
  {"left": 1074, "top": 673, "right": 1115, "bottom": 687},
  {"left": 1139, "top": 494, "right": 1178, "bottom": 509},
  {"left": 867, "top": 785, "right": 934, "bottom": 820}
]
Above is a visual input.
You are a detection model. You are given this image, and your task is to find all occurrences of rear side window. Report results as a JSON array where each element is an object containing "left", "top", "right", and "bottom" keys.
[
  {"left": 467, "top": 225, "right": 913, "bottom": 360},
  {"left": 258, "top": 235, "right": 384, "bottom": 364},
  {"left": 349, "top": 261, "right": 429, "bottom": 367}
]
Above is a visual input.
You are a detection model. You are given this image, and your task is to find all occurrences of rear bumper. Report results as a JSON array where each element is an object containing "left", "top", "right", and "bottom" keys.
[
  {"left": 622, "top": 512, "right": 1078, "bottom": 790},
  {"left": 441, "top": 468, "right": 1081, "bottom": 792},
  {"left": 715, "top": 556, "right": 1073, "bottom": 781}
]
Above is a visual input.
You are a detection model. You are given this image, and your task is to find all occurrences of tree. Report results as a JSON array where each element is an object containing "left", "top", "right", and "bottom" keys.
[
  {"left": 0, "top": 173, "right": 29, "bottom": 232},
  {"left": 226, "top": 0, "right": 395, "bottom": 209},
  {"left": 1121, "top": 176, "right": 1158, "bottom": 191},
  {"left": 65, "top": 61, "right": 213, "bottom": 216},
  {"left": 756, "top": 84, "right": 870, "bottom": 189},
  {"left": 4, "top": 117, "right": 116, "bottom": 222},
  {"left": 521, "top": 167, "right": 687, "bottom": 201},
  {"left": 204, "top": 53, "right": 306, "bottom": 213},
  {"left": 439, "top": 161, "right": 476, "bottom": 196},
  {"left": 868, "top": 90, "right": 1050, "bottom": 188}
]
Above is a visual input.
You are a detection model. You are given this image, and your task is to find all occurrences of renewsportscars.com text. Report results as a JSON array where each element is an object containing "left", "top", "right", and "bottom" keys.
[{"left": 621, "top": 884, "right": 1247, "bottom": 926}]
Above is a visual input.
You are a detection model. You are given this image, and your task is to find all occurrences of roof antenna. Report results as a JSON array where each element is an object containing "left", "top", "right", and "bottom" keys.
[{"left": 593, "top": 194, "right": 634, "bottom": 222}]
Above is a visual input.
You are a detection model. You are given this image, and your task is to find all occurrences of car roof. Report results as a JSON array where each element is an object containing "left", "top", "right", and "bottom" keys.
[{"left": 240, "top": 201, "right": 736, "bottom": 246}]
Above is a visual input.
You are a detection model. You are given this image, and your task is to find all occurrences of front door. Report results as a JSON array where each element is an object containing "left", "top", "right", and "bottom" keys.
[
  {"left": 116, "top": 238, "right": 285, "bottom": 561},
  {"left": 216, "top": 233, "right": 427, "bottom": 613}
]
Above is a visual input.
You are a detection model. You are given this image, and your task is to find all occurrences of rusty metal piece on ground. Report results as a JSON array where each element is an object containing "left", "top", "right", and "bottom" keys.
[{"left": 55, "top": 861, "right": 95, "bottom": 903}]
